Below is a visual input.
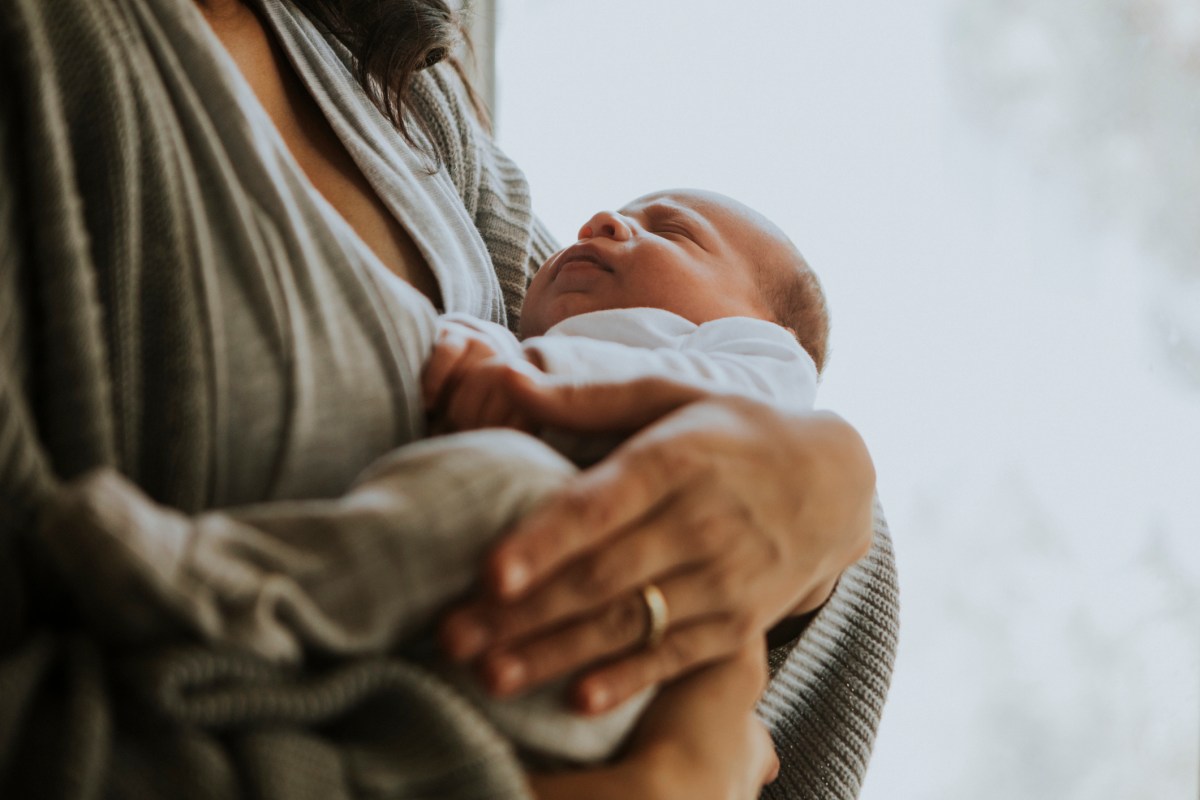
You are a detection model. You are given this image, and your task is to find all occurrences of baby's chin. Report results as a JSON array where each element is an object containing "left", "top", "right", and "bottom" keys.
[
  {"left": 519, "top": 292, "right": 609, "bottom": 337},
  {"left": 517, "top": 304, "right": 561, "bottom": 338},
  {"left": 517, "top": 315, "right": 546, "bottom": 338}
]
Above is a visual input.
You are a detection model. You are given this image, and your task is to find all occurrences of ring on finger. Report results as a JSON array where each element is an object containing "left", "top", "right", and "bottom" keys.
[{"left": 639, "top": 583, "right": 669, "bottom": 649}]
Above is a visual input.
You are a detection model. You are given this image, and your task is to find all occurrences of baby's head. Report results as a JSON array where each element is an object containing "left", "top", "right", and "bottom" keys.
[{"left": 519, "top": 189, "right": 829, "bottom": 372}]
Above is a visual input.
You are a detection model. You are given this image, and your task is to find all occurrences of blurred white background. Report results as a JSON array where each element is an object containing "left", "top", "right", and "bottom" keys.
[{"left": 488, "top": 0, "right": 1200, "bottom": 797}]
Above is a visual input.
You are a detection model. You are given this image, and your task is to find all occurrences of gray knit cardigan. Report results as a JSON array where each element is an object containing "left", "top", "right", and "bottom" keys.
[{"left": 0, "top": 0, "right": 899, "bottom": 797}]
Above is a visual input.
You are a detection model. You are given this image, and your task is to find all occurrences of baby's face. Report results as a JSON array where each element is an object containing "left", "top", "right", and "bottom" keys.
[{"left": 519, "top": 189, "right": 784, "bottom": 338}]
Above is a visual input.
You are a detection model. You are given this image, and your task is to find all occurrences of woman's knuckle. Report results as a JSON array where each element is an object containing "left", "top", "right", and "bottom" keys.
[
  {"left": 729, "top": 499, "right": 757, "bottom": 530},
  {"left": 663, "top": 633, "right": 700, "bottom": 671},
  {"left": 706, "top": 567, "right": 739, "bottom": 605},
  {"left": 574, "top": 557, "right": 616, "bottom": 597},
  {"left": 692, "top": 515, "right": 727, "bottom": 553},
  {"left": 727, "top": 612, "right": 757, "bottom": 645},
  {"left": 557, "top": 485, "right": 592, "bottom": 520},
  {"left": 599, "top": 594, "right": 643, "bottom": 641},
  {"left": 560, "top": 483, "right": 618, "bottom": 533},
  {"left": 638, "top": 442, "right": 699, "bottom": 481}
]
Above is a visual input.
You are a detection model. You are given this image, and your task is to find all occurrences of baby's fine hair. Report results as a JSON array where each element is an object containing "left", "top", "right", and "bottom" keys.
[{"left": 763, "top": 250, "right": 830, "bottom": 374}]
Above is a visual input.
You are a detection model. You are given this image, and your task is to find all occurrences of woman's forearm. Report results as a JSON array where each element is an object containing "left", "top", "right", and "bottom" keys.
[
  {"left": 529, "top": 648, "right": 776, "bottom": 800},
  {"left": 528, "top": 743, "right": 679, "bottom": 800},
  {"left": 527, "top": 758, "right": 654, "bottom": 800}
]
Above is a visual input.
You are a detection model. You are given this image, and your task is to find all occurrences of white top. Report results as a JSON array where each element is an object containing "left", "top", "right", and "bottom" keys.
[{"left": 440, "top": 307, "right": 819, "bottom": 410}]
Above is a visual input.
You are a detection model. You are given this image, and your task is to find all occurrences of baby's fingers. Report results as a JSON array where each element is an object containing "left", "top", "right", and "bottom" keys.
[
  {"left": 422, "top": 328, "right": 469, "bottom": 409},
  {"left": 442, "top": 360, "right": 529, "bottom": 432},
  {"left": 444, "top": 369, "right": 496, "bottom": 431}
]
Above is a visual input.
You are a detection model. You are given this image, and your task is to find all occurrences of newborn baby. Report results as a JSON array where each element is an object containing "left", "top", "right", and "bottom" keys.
[
  {"left": 425, "top": 188, "right": 829, "bottom": 439},
  {"left": 411, "top": 188, "right": 833, "bottom": 760}
]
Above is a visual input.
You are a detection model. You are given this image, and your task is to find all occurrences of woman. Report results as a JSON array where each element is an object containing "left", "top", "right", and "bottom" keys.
[{"left": 0, "top": 0, "right": 898, "bottom": 797}]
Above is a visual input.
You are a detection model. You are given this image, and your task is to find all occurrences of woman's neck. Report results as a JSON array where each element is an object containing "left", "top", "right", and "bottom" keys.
[
  {"left": 192, "top": 0, "right": 444, "bottom": 304},
  {"left": 195, "top": 0, "right": 249, "bottom": 22}
]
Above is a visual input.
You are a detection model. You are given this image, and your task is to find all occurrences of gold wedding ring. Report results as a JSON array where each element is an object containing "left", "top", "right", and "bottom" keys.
[{"left": 639, "top": 583, "right": 669, "bottom": 649}]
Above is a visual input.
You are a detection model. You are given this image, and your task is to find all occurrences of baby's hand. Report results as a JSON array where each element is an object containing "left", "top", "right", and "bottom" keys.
[{"left": 423, "top": 324, "right": 542, "bottom": 433}]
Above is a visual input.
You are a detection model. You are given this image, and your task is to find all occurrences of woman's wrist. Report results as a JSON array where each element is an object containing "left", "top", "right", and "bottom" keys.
[
  {"left": 526, "top": 746, "right": 671, "bottom": 800},
  {"left": 766, "top": 573, "right": 844, "bottom": 648}
]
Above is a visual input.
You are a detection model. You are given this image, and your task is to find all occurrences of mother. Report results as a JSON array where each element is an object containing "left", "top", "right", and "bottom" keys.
[{"left": 0, "top": 0, "right": 898, "bottom": 797}]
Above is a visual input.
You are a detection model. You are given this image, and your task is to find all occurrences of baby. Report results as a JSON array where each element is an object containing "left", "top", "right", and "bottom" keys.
[
  {"left": 424, "top": 188, "right": 829, "bottom": 440},
  {"left": 411, "top": 188, "right": 831, "bottom": 761}
]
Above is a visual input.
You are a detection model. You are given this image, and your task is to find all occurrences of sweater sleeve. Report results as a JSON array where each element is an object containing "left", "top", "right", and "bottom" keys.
[
  {"left": 0, "top": 356, "right": 540, "bottom": 797},
  {"left": 758, "top": 500, "right": 899, "bottom": 800},
  {"left": 0, "top": 74, "right": 535, "bottom": 800},
  {"left": 409, "top": 63, "right": 560, "bottom": 332},
  {"left": 0, "top": 67, "right": 59, "bottom": 654}
]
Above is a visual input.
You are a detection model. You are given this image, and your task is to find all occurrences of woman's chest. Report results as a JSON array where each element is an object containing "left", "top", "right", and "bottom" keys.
[{"left": 200, "top": 2, "right": 443, "bottom": 306}]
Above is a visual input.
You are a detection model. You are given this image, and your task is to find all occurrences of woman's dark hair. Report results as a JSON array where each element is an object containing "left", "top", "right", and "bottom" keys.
[{"left": 289, "top": 0, "right": 489, "bottom": 153}]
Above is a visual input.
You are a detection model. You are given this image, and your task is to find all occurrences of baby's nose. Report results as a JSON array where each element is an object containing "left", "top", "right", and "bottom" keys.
[{"left": 578, "top": 210, "right": 632, "bottom": 242}]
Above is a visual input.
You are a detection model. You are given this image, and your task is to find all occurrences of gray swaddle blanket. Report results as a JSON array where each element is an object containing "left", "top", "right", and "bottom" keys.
[
  {"left": 41, "top": 430, "right": 650, "bottom": 764},
  {"left": 0, "top": 0, "right": 900, "bottom": 797}
]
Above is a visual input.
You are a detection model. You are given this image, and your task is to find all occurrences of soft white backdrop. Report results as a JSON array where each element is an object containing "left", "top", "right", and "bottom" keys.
[{"left": 488, "top": 1, "right": 1200, "bottom": 797}]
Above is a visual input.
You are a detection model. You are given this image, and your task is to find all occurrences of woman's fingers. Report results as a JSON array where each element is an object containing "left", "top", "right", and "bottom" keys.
[
  {"left": 484, "top": 443, "right": 696, "bottom": 600},
  {"left": 442, "top": 481, "right": 754, "bottom": 663},
  {"left": 454, "top": 539, "right": 678, "bottom": 653},
  {"left": 457, "top": 498, "right": 737, "bottom": 653},
  {"left": 571, "top": 620, "right": 754, "bottom": 713},
  {"left": 473, "top": 589, "right": 658, "bottom": 698},
  {"left": 471, "top": 569, "right": 751, "bottom": 703},
  {"left": 488, "top": 390, "right": 755, "bottom": 601}
]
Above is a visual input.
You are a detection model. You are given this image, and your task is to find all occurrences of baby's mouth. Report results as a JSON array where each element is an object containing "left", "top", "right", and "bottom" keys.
[{"left": 553, "top": 246, "right": 613, "bottom": 279}]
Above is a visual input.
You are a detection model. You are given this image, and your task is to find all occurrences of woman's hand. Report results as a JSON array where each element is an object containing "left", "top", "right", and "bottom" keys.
[
  {"left": 440, "top": 373, "right": 875, "bottom": 713},
  {"left": 528, "top": 648, "right": 778, "bottom": 800}
]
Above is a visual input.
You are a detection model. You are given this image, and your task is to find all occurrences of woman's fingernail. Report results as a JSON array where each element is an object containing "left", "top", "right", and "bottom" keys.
[
  {"left": 488, "top": 654, "right": 526, "bottom": 695},
  {"left": 498, "top": 558, "right": 530, "bottom": 597}
]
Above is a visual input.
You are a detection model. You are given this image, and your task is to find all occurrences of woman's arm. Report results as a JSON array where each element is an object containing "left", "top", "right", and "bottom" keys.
[
  {"left": 530, "top": 647, "right": 778, "bottom": 800},
  {"left": 417, "top": 54, "right": 897, "bottom": 798}
]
